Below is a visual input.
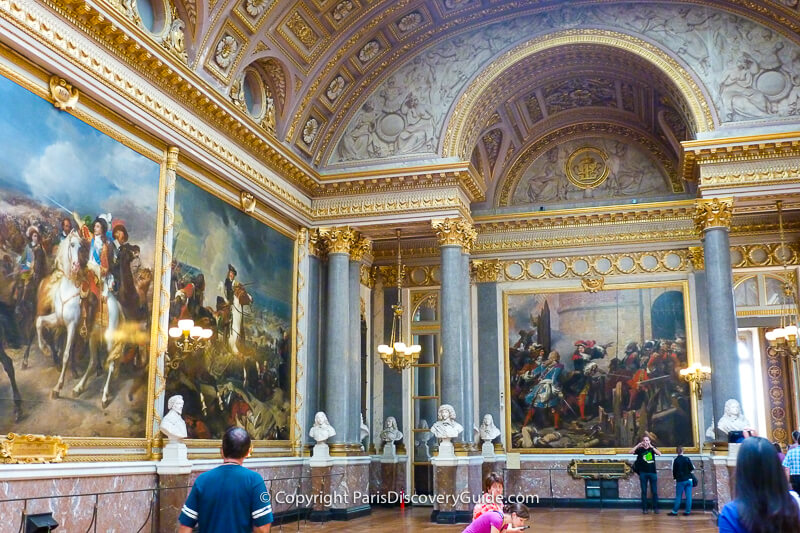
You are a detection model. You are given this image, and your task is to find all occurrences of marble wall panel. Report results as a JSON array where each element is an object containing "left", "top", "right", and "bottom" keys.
[{"left": 0, "top": 474, "right": 156, "bottom": 533}]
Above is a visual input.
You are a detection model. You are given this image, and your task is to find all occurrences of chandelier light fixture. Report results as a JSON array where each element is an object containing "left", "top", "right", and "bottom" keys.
[
  {"left": 167, "top": 319, "right": 214, "bottom": 370},
  {"left": 377, "top": 229, "right": 421, "bottom": 371},
  {"left": 764, "top": 200, "right": 800, "bottom": 360},
  {"left": 679, "top": 362, "right": 711, "bottom": 400}
]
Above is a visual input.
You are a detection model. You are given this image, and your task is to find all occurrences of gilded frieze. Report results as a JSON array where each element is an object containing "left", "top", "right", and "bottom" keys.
[
  {"left": 730, "top": 243, "right": 800, "bottom": 268},
  {"left": 377, "top": 264, "right": 439, "bottom": 288}
]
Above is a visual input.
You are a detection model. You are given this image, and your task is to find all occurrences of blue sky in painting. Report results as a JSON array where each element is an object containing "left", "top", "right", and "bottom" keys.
[
  {"left": 173, "top": 177, "right": 294, "bottom": 323},
  {"left": 0, "top": 75, "right": 160, "bottom": 257}
]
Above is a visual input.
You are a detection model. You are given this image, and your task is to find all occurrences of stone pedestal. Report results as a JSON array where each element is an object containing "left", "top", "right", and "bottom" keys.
[
  {"left": 438, "top": 439, "right": 455, "bottom": 459},
  {"left": 481, "top": 456, "right": 505, "bottom": 484},
  {"left": 431, "top": 454, "right": 483, "bottom": 523},
  {"left": 157, "top": 470, "right": 192, "bottom": 532},
  {"left": 376, "top": 454, "right": 406, "bottom": 506},
  {"left": 382, "top": 442, "right": 396, "bottom": 458},
  {"left": 309, "top": 464, "right": 333, "bottom": 522},
  {"left": 311, "top": 443, "right": 331, "bottom": 462}
]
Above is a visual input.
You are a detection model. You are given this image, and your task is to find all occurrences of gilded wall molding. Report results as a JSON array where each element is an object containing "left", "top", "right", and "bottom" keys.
[
  {"left": 432, "top": 217, "right": 477, "bottom": 249},
  {"left": 471, "top": 259, "right": 502, "bottom": 283},
  {"left": 681, "top": 133, "right": 800, "bottom": 183},
  {"left": 581, "top": 276, "right": 605, "bottom": 293},
  {"left": 360, "top": 263, "right": 375, "bottom": 288},
  {"left": 730, "top": 243, "right": 800, "bottom": 268},
  {"left": 311, "top": 188, "right": 470, "bottom": 220},
  {"left": 494, "top": 250, "right": 690, "bottom": 281},
  {"left": 694, "top": 197, "right": 734, "bottom": 232},
  {"left": 376, "top": 264, "right": 440, "bottom": 288}
]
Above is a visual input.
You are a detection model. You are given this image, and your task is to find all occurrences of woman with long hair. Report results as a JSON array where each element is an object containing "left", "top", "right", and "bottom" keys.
[
  {"left": 718, "top": 437, "right": 800, "bottom": 533},
  {"left": 463, "top": 502, "right": 529, "bottom": 533}
]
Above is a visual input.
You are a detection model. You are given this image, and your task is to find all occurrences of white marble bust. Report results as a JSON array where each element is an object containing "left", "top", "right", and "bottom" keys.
[
  {"left": 430, "top": 404, "right": 463, "bottom": 440},
  {"left": 161, "top": 395, "right": 188, "bottom": 442},
  {"left": 706, "top": 398, "right": 751, "bottom": 439},
  {"left": 379, "top": 416, "right": 403, "bottom": 443},
  {"left": 478, "top": 414, "right": 501, "bottom": 442},
  {"left": 309, "top": 411, "right": 336, "bottom": 444}
]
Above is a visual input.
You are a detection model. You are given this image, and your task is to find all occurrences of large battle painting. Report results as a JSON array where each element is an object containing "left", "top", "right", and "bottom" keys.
[
  {"left": 165, "top": 177, "right": 294, "bottom": 441},
  {"left": 0, "top": 75, "right": 160, "bottom": 437},
  {"left": 505, "top": 285, "right": 694, "bottom": 450}
]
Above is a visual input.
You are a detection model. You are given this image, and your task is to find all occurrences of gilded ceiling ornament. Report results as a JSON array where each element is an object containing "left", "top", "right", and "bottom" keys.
[
  {"left": 326, "top": 76, "right": 346, "bottom": 101},
  {"left": 303, "top": 118, "right": 319, "bottom": 145},
  {"left": 215, "top": 35, "right": 239, "bottom": 69},
  {"left": 229, "top": 75, "right": 247, "bottom": 111},
  {"left": 108, "top": 0, "right": 141, "bottom": 25},
  {"left": 162, "top": 14, "right": 189, "bottom": 64},
  {"left": 333, "top": 0, "right": 355, "bottom": 22},
  {"left": 471, "top": 259, "right": 502, "bottom": 283},
  {"left": 262, "top": 96, "right": 276, "bottom": 133},
  {"left": 240, "top": 190, "right": 256, "bottom": 213},
  {"left": 48, "top": 76, "right": 79, "bottom": 111},
  {"left": 565, "top": 146, "right": 610, "bottom": 189},
  {"left": 350, "top": 235, "right": 373, "bottom": 261},
  {"left": 287, "top": 11, "right": 318, "bottom": 49},
  {"left": 358, "top": 40, "right": 380, "bottom": 63},
  {"left": 688, "top": 246, "right": 705, "bottom": 271},
  {"left": 694, "top": 197, "right": 734, "bottom": 232},
  {"left": 397, "top": 12, "right": 422, "bottom": 32},
  {"left": 318, "top": 227, "right": 357, "bottom": 254},
  {"left": 245, "top": 0, "right": 269, "bottom": 18},
  {"left": 580, "top": 276, "right": 605, "bottom": 293},
  {"left": 431, "top": 217, "right": 477, "bottom": 249},
  {"left": 444, "top": 0, "right": 472, "bottom": 8}
]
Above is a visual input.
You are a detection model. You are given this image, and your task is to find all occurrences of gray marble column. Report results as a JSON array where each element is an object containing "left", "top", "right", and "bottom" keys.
[
  {"left": 305, "top": 252, "right": 323, "bottom": 440},
  {"left": 439, "top": 245, "right": 464, "bottom": 422},
  {"left": 348, "top": 258, "right": 362, "bottom": 445},
  {"left": 321, "top": 228, "right": 354, "bottom": 445},
  {"left": 432, "top": 218, "right": 475, "bottom": 439},
  {"left": 696, "top": 199, "right": 741, "bottom": 438},
  {"left": 461, "top": 251, "right": 475, "bottom": 444},
  {"left": 474, "top": 261, "right": 502, "bottom": 444}
]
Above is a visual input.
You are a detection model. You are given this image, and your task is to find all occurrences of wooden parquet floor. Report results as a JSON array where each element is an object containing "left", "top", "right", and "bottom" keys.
[{"left": 272, "top": 507, "right": 718, "bottom": 532}]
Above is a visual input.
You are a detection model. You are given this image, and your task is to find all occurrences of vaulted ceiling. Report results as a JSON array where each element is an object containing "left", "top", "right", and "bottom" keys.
[{"left": 136, "top": 0, "right": 800, "bottom": 207}]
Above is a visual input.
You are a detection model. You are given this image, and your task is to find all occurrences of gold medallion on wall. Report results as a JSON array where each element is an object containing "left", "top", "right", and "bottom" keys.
[{"left": 565, "top": 146, "right": 609, "bottom": 189}]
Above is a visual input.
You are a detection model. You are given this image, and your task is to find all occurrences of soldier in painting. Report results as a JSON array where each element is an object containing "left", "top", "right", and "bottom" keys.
[{"left": 523, "top": 350, "right": 565, "bottom": 430}]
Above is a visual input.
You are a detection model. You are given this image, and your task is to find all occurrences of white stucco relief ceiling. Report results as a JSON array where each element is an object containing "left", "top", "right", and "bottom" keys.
[{"left": 168, "top": 0, "right": 800, "bottom": 182}]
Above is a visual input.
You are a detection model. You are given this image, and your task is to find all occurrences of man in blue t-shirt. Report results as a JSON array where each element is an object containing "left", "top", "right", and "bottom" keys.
[{"left": 179, "top": 427, "right": 273, "bottom": 533}]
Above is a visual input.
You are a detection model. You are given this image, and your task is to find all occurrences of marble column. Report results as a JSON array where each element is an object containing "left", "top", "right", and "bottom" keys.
[
  {"left": 695, "top": 198, "right": 741, "bottom": 438},
  {"left": 473, "top": 260, "right": 503, "bottom": 449},
  {"left": 432, "top": 218, "right": 476, "bottom": 432},
  {"left": 320, "top": 228, "right": 356, "bottom": 446},
  {"left": 349, "top": 236, "right": 372, "bottom": 445},
  {"left": 461, "top": 250, "right": 475, "bottom": 444}
]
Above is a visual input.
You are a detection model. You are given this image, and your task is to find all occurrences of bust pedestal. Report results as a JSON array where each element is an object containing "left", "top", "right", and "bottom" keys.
[
  {"left": 431, "top": 443, "right": 483, "bottom": 524},
  {"left": 382, "top": 441, "right": 396, "bottom": 458},
  {"left": 437, "top": 439, "right": 455, "bottom": 459},
  {"left": 157, "top": 440, "right": 192, "bottom": 531},
  {"left": 481, "top": 441, "right": 495, "bottom": 458}
]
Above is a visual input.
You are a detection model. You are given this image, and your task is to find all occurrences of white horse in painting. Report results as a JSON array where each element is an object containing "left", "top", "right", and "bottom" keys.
[
  {"left": 229, "top": 282, "right": 252, "bottom": 355},
  {"left": 35, "top": 231, "right": 83, "bottom": 398}
]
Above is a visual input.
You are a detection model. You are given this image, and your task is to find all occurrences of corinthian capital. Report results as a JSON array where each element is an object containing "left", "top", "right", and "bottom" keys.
[
  {"left": 318, "top": 227, "right": 356, "bottom": 254},
  {"left": 431, "top": 217, "right": 477, "bottom": 250},
  {"left": 349, "top": 235, "right": 373, "bottom": 262},
  {"left": 471, "top": 259, "right": 502, "bottom": 283},
  {"left": 694, "top": 197, "right": 733, "bottom": 233}
]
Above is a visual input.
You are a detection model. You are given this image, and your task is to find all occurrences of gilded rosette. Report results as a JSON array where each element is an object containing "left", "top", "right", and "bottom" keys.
[
  {"left": 471, "top": 259, "right": 502, "bottom": 283},
  {"left": 318, "top": 226, "right": 356, "bottom": 254},
  {"left": 694, "top": 197, "right": 733, "bottom": 232},
  {"left": 432, "top": 217, "right": 476, "bottom": 249}
]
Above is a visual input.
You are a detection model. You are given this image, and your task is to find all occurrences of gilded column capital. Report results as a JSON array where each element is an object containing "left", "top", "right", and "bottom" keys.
[
  {"left": 360, "top": 264, "right": 375, "bottom": 288},
  {"left": 471, "top": 259, "right": 502, "bottom": 283},
  {"left": 432, "top": 217, "right": 477, "bottom": 249},
  {"left": 688, "top": 246, "right": 705, "bottom": 270},
  {"left": 166, "top": 146, "right": 179, "bottom": 171},
  {"left": 349, "top": 235, "right": 373, "bottom": 262},
  {"left": 308, "top": 229, "right": 326, "bottom": 258},
  {"left": 694, "top": 197, "right": 733, "bottom": 233},
  {"left": 318, "top": 227, "right": 356, "bottom": 254}
]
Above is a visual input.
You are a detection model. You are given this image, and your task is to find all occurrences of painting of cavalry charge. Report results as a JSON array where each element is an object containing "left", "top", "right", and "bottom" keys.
[
  {"left": 0, "top": 75, "right": 160, "bottom": 437},
  {"left": 505, "top": 285, "right": 695, "bottom": 451},
  {"left": 165, "top": 177, "right": 294, "bottom": 441}
]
